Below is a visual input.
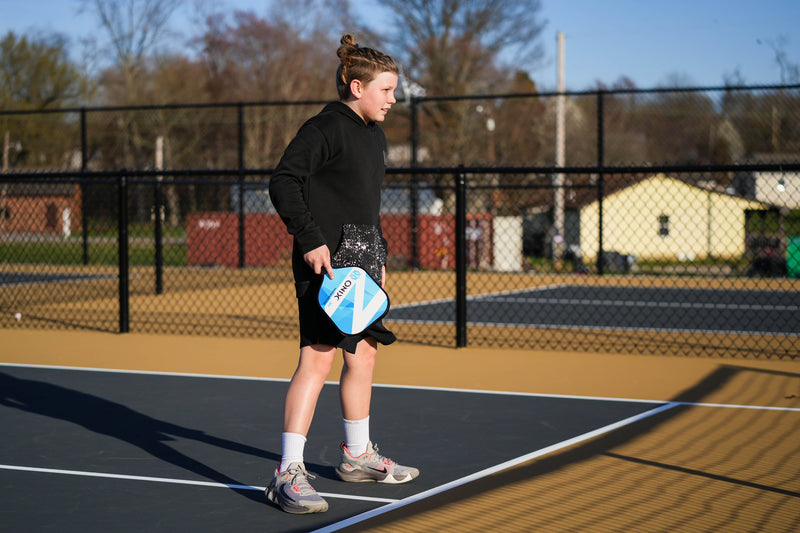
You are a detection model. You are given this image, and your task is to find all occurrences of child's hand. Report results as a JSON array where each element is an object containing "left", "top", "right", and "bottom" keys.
[{"left": 304, "top": 245, "right": 334, "bottom": 279}]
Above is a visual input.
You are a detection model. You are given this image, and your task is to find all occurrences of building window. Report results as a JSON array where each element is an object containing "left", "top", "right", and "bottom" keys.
[{"left": 658, "top": 214, "right": 670, "bottom": 237}]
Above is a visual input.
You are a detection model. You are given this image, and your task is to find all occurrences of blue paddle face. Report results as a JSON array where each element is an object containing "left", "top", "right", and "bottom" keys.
[{"left": 318, "top": 267, "right": 389, "bottom": 335}]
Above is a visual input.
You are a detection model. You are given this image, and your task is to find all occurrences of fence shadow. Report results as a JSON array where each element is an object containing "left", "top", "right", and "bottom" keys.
[{"left": 343, "top": 364, "right": 800, "bottom": 532}]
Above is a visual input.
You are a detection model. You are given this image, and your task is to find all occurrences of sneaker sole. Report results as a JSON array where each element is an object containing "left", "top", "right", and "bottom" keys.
[
  {"left": 336, "top": 468, "right": 418, "bottom": 484},
  {"left": 265, "top": 488, "right": 329, "bottom": 514}
]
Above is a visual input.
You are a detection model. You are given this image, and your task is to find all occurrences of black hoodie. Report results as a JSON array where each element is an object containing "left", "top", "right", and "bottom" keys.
[{"left": 269, "top": 101, "right": 389, "bottom": 285}]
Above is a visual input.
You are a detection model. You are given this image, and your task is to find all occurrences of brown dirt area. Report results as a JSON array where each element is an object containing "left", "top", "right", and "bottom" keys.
[{"left": 2, "top": 328, "right": 797, "bottom": 405}]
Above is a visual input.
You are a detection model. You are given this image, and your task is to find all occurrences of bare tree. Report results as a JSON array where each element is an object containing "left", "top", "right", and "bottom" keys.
[
  {"left": 380, "top": 0, "right": 546, "bottom": 95},
  {"left": 80, "top": 0, "right": 185, "bottom": 85},
  {"left": 374, "top": 0, "right": 547, "bottom": 171},
  {"left": 0, "top": 32, "right": 93, "bottom": 167},
  {"left": 759, "top": 36, "right": 800, "bottom": 84},
  {"left": 270, "top": 0, "right": 363, "bottom": 42},
  {"left": 79, "top": 0, "right": 187, "bottom": 223},
  {"left": 196, "top": 3, "right": 366, "bottom": 167}
]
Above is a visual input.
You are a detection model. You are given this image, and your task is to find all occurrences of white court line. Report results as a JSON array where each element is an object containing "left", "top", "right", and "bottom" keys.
[
  {"left": 391, "top": 283, "right": 798, "bottom": 312},
  {"left": 371, "top": 382, "right": 800, "bottom": 412},
  {"left": 0, "top": 464, "right": 398, "bottom": 504},
  {"left": 311, "top": 402, "right": 682, "bottom": 533},
  {"left": 387, "top": 284, "right": 799, "bottom": 336},
  {"left": 3, "top": 362, "right": 799, "bottom": 412},
  {"left": 390, "top": 283, "right": 567, "bottom": 309},
  {"left": 3, "top": 362, "right": 798, "bottom": 525},
  {"left": 0, "top": 361, "right": 294, "bottom": 383},
  {"left": 484, "top": 296, "right": 800, "bottom": 312}
]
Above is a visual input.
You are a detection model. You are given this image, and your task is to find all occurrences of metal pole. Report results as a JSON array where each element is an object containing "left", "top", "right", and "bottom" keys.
[
  {"left": 553, "top": 32, "right": 566, "bottom": 267},
  {"left": 597, "top": 90, "right": 605, "bottom": 275},
  {"left": 118, "top": 172, "right": 130, "bottom": 333},
  {"left": 80, "top": 108, "right": 89, "bottom": 265},
  {"left": 237, "top": 103, "right": 246, "bottom": 268},
  {"left": 455, "top": 168, "right": 467, "bottom": 348},
  {"left": 1, "top": 132, "right": 7, "bottom": 236},
  {"left": 154, "top": 135, "right": 164, "bottom": 295},
  {"left": 410, "top": 97, "right": 420, "bottom": 269}
]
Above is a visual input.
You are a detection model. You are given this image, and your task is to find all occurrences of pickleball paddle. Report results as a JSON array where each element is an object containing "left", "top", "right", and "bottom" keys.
[{"left": 318, "top": 266, "right": 389, "bottom": 335}]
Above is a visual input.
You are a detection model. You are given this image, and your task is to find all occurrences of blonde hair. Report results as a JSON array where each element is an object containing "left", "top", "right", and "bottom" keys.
[{"left": 336, "top": 34, "right": 398, "bottom": 100}]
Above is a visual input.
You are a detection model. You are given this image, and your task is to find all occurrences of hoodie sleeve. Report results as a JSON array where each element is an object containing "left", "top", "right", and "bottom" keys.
[{"left": 269, "top": 123, "right": 329, "bottom": 254}]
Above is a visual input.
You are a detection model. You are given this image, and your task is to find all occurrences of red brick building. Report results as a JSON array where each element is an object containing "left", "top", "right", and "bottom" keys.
[{"left": 0, "top": 182, "right": 82, "bottom": 236}]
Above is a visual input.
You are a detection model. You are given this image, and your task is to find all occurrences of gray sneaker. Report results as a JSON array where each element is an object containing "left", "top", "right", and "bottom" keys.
[
  {"left": 265, "top": 462, "right": 328, "bottom": 514},
  {"left": 336, "top": 441, "right": 420, "bottom": 484}
]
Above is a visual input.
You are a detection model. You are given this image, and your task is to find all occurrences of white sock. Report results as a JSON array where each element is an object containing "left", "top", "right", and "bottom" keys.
[
  {"left": 343, "top": 416, "right": 370, "bottom": 457},
  {"left": 279, "top": 432, "right": 306, "bottom": 473}
]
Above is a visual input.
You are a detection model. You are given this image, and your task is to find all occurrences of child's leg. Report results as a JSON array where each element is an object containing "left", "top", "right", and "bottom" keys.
[
  {"left": 267, "top": 344, "right": 334, "bottom": 514},
  {"left": 335, "top": 338, "right": 419, "bottom": 484},
  {"left": 340, "top": 337, "right": 377, "bottom": 421},
  {"left": 279, "top": 344, "right": 336, "bottom": 472},
  {"left": 340, "top": 338, "right": 377, "bottom": 456}
]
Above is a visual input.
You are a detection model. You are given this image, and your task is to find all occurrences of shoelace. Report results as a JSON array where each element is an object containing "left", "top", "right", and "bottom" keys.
[
  {"left": 368, "top": 443, "right": 395, "bottom": 466},
  {"left": 287, "top": 466, "right": 318, "bottom": 495}
]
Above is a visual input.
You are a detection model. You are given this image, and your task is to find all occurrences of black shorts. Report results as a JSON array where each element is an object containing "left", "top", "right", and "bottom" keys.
[{"left": 296, "top": 276, "right": 396, "bottom": 353}]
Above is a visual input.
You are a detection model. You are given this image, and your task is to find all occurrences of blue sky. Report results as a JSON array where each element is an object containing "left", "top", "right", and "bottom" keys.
[{"left": 1, "top": 0, "right": 798, "bottom": 91}]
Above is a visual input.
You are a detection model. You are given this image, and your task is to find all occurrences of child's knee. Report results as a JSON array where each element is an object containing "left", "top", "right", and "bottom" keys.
[
  {"left": 299, "top": 345, "right": 336, "bottom": 376},
  {"left": 345, "top": 343, "right": 377, "bottom": 370}
]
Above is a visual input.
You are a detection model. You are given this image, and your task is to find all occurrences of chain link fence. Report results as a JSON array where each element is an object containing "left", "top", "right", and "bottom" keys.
[{"left": 2, "top": 85, "right": 799, "bottom": 358}]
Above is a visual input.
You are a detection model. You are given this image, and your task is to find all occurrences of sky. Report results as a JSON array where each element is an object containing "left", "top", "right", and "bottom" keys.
[{"left": 0, "top": 0, "right": 798, "bottom": 92}]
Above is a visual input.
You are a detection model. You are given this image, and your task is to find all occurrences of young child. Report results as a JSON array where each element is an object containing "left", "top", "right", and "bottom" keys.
[{"left": 266, "top": 34, "right": 419, "bottom": 514}]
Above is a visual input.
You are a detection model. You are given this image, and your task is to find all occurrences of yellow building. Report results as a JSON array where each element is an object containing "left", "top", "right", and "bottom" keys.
[{"left": 579, "top": 174, "right": 770, "bottom": 262}]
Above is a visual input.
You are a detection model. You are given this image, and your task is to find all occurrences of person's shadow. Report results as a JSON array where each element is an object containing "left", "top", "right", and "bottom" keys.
[{"left": 0, "top": 371, "right": 319, "bottom": 504}]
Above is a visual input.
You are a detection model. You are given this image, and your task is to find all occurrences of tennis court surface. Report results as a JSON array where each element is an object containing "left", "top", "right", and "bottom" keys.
[
  {"left": 389, "top": 284, "right": 800, "bottom": 335},
  {"left": 2, "top": 329, "right": 799, "bottom": 532}
]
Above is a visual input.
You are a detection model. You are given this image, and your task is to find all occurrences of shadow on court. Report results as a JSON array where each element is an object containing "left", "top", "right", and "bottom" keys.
[
  {"left": 0, "top": 364, "right": 667, "bottom": 532},
  {"left": 2, "top": 361, "right": 798, "bottom": 532},
  {"left": 0, "top": 372, "right": 278, "bottom": 504}
]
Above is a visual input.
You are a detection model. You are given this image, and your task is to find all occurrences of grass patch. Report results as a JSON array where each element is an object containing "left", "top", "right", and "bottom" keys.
[{"left": 0, "top": 241, "right": 187, "bottom": 267}]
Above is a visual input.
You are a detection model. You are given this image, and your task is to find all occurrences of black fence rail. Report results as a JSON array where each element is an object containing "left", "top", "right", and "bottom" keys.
[
  {"left": 1, "top": 162, "right": 798, "bottom": 359},
  {"left": 2, "top": 84, "right": 800, "bottom": 358},
  {"left": 3, "top": 84, "right": 800, "bottom": 170}
]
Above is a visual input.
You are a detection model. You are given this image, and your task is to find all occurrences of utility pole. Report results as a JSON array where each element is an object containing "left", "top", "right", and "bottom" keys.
[{"left": 553, "top": 32, "right": 566, "bottom": 269}]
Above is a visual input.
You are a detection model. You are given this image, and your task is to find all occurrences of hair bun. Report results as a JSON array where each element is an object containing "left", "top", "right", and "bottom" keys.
[
  {"left": 334, "top": 33, "right": 397, "bottom": 101},
  {"left": 337, "top": 34, "right": 358, "bottom": 61}
]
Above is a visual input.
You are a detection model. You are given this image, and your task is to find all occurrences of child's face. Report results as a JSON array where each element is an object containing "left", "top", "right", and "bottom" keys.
[{"left": 352, "top": 71, "right": 398, "bottom": 123}]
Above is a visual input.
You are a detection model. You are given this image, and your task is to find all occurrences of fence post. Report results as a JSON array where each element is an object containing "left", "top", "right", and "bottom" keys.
[
  {"left": 153, "top": 177, "right": 164, "bottom": 295},
  {"left": 237, "top": 103, "right": 246, "bottom": 268},
  {"left": 410, "top": 96, "right": 420, "bottom": 269},
  {"left": 596, "top": 90, "right": 606, "bottom": 275},
  {"left": 118, "top": 172, "right": 130, "bottom": 333},
  {"left": 455, "top": 167, "right": 467, "bottom": 348},
  {"left": 80, "top": 108, "right": 89, "bottom": 266}
]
